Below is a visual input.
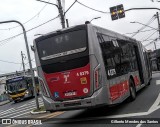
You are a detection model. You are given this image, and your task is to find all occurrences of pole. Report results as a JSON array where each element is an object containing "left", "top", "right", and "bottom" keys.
[
  {"left": 36, "top": 0, "right": 65, "bottom": 28},
  {"left": 156, "top": 12, "right": 160, "bottom": 70},
  {"left": 156, "top": 12, "right": 160, "bottom": 39},
  {"left": 66, "top": 19, "right": 69, "bottom": 27},
  {"left": 21, "top": 51, "right": 25, "bottom": 75},
  {"left": 57, "top": 0, "right": 65, "bottom": 28},
  {"left": 0, "top": 20, "right": 39, "bottom": 109}
]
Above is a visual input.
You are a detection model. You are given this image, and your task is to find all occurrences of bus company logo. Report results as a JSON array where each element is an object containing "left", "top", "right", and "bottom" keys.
[
  {"left": 54, "top": 92, "right": 59, "bottom": 98},
  {"left": 2, "top": 119, "right": 11, "bottom": 124},
  {"left": 63, "top": 73, "right": 70, "bottom": 84}
]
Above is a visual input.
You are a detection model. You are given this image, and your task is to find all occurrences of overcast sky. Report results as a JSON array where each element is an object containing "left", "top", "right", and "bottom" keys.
[{"left": 0, "top": 0, "right": 159, "bottom": 74}]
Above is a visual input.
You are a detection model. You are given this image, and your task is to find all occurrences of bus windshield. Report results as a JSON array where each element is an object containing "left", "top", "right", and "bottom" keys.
[
  {"left": 6, "top": 80, "right": 27, "bottom": 92},
  {"left": 37, "top": 29, "right": 87, "bottom": 60}
]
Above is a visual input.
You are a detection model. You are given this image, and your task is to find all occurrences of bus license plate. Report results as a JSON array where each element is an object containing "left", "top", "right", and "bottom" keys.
[{"left": 64, "top": 91, "right": 77, "bottom": 97}]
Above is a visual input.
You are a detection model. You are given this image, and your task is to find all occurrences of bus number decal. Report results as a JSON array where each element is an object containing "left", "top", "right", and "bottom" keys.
[
  {"left": 108, "top": 69, "right": 116, "bottom": 76},
  {"left": 76, "top": 71, "right": 89, "bottom": 77}
]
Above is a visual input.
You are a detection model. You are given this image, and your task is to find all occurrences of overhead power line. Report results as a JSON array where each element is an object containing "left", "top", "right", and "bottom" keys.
[
  {"left": 77, "top": 1, "right": 109, "bottom": 14},
  {"left": 131, "top": 15, "right": 156, "bottom": 37},
  {"left": 0, "top": 0, "right": 78, "bottom": 46},
  {"left": 125, "top": 28, "right": 156, "bottom": 35},
  {"left": 0, "top": 15, "right": 60, "bottom": 46},
  {"left": 142, "top": 30, "right": 158, "bottom": 42},
  {"left": 64, "top": 0, "right": 77, "bottom": 16},
  {"left": 0, "top": 0, "right": 50, "bottom": 31},
  {"left": 144, "top": 38, "right": 159, "bottom": 47},
  {"left": 0, "top": 59, "right": 21, "bottom": 64}
]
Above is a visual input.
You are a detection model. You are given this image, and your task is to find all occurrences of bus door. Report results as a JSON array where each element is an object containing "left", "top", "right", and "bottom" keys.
[{"left": 134, "top": 45, "right": 144, "bottom": 84}]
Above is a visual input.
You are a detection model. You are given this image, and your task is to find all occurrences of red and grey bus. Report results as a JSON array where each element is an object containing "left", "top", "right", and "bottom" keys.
[{"left": 33, "top": 23, "right": 152, "bottom": 112}]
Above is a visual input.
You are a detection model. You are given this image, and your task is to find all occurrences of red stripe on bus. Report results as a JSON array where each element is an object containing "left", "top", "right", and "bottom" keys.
[
  {"left": 109, "top": 80, "right": 129, "bottom": 101},
  {"left": 134, "top": 76, "right": 140, "bottom": 86}
]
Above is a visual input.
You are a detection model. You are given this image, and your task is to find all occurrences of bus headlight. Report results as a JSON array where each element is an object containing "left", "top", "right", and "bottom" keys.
[{"left": 25, "top": 90, "right": 29, "bottom": 94}]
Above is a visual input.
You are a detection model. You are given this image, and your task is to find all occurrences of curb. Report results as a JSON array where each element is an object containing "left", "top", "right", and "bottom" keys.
[
  {"left": 0, "top": 100, "right": 10, "bottom": 106},
  {"left": 30, "top": 110, "right": 47, "bottom": 115}
]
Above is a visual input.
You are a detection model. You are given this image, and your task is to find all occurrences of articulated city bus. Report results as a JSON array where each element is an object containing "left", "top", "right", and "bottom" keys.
[
  {"left": 6, "top": 76, "right": 39, "bottom": 103},
  {"left": 33, "top": 23, "right": 152, "bottom": 112}
]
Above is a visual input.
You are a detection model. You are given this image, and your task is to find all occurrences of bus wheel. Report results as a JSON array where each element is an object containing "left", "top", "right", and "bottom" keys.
[
  {"left": 129, "top": 79, "right": 136, "bottom": 101},
  {"left": 49, "top": 110, "right": 54, "bottom": 113},
  {"left": 31, "top": 91, "right": 34, "bottom": 97},
  {"left": 147, "top": 78, "right": 152, "bottom": 86}
]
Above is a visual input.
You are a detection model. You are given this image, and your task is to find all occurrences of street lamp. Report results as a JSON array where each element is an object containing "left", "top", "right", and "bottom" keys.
[{"left": 90, "top": 17, "right": 101, "bottom": 23}]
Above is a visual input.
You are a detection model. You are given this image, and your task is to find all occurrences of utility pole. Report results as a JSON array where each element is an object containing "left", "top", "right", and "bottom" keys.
[
  {"left": 156, "top": 12, "right": 160, "bottom": 70},
  {"left": 57, "top": 0, "right": 65, "bottom": 28},
  {"left": 21, "top": 51, "right": 25, "bottom": 75},
  {"left": 156, "top": 12, "right": 160, "bottom": 39},
  {"left": 66, "top": 19, "right": 69, "bottom": 27},
  {"left": 36, "top": 0, "right": 65, "bottom": 28}
]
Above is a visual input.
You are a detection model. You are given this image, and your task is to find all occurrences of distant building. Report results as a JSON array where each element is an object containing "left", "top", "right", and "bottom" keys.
[
  {"left": 0, "top": 78, "right": 6, "bottom": 95},
  {"left": 148, "top": 49, "right": 160, "bottom": 71}
]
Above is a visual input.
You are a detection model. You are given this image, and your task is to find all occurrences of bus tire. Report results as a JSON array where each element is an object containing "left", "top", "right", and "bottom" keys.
[
  {"left": 31, "top": 91, "right": 34, "bottom": 97},
  {"left": 129, "top": 79, "right": 136, "bottom": 101},
  {"left": 49, "top": 110, "right": 54, "bottom": 113},
  {"left": 147, "top": 78, "right": 152, "bottom": 86}
]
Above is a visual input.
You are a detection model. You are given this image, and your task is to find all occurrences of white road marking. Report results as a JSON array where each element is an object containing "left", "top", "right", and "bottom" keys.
[
  {"left": 103, "top": 92, "right": 160, "bottom": 118},
  {"left": 0, "top": 104, "right": 44, "bottom": 118},
  {"left": 0, "top": 102, "right": 43, "bottom": 115},
  {"left": 156, "top": 80, "right": 160, "bottom": 85},
  {"left": 0, "top": 102, "right": 44, "bottom": 117},
  {"left": 0, "top": 108, "right": 15, "bottom": 115},
  {"left": 11, "top": 111, "right": 31, "bottom": 118},
  {"left": 136, "top": 123, "right": 142, "bottom": 127},
  {"left": 148, "top": 93, "right": 160, "bottom": 111},
  {"left": 0, "top": 100, "right": 44, "bottom": 117}
]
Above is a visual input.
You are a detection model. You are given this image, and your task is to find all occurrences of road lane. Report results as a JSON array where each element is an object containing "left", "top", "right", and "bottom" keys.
[
  {"left": 0, "top": 72, "right": 160, "bottom": 127},
  {"left": 0, "top": 97, "right": 44, "bottom": 118}
]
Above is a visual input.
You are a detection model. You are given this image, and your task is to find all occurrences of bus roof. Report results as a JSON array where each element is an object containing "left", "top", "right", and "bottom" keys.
[{"left": 34, "top": 23, "right": 139, "bottom": 45}]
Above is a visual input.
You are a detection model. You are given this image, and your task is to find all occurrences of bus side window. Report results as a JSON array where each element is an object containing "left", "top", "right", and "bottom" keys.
[{"left": 129, "top": 45, "right": 138, "bottom": 71}]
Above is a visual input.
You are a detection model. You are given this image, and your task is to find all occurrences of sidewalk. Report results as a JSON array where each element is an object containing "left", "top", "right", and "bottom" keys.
[
  {"left": 152, "top": 71, "right": 160, "bottom": 74},
  {"left": 0, "top": 100, "right": 10, "bottom": 106}
]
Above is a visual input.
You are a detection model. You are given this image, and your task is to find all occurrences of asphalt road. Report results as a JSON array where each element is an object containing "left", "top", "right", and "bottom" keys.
[
  {"left": 0, "top": 96, "right": 44, "bottom": 118},
  {"left": 0, "top": 72, "right": 160, "bottom": 127}
]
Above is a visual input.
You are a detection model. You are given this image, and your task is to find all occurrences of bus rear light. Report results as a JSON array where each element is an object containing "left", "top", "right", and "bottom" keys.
[{"left": 94, "top": 65, "right": 101, "bottom": 90}]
